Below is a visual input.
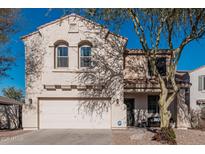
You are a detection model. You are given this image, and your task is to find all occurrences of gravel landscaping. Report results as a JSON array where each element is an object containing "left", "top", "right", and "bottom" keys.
[
  {"left": 112, "top": 128, "right": 205, "bottom": 145},
  {"left": 175, "top": 129, "right": 205, "bottom": 144},
  {"left": 112, "top": 128, "right": 160, "bottom": 145},
  {"left": 0, "top": 130, "right": 31, "bottom": 143}
]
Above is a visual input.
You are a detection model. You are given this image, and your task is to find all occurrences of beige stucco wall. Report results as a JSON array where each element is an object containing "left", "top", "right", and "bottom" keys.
[
  {"left": 22, "top": 14, "right": 127, "bottom": 129},
  {"left": 125, "top": 93, "right": 155, "bottom": 126},
  {"left": 190, "top": 67, "right": 205, "bottom": 110},
  {"left": 124, "top": 92, "right": 176, "bottom": 126}
]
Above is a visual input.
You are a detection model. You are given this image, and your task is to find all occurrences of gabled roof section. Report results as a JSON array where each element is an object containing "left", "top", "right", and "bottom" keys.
[
  {"left": 37, "top": 13, "right": 104, "bottom": 30},
  {"left": 21, "top": 13, "right": 127, "bottom": 41},
  {"left": 189, "top": 65, "right": 205, "bottom": 74}
]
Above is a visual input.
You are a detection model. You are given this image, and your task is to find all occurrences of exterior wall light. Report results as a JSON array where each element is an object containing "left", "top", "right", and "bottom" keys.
[
  {"left": 116, "top": 99, "right": 119, "bottom": 105},
  {"left": 29, "top": 99, "right": 32, "bottom": 105}
]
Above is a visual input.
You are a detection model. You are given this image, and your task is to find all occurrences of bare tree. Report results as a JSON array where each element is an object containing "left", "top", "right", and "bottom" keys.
[
  {"left": 127, "top": 9, "right": 205, "bottom": 128},
  {"left": 2, "top": 87, "right": 24, "bottom": 102},
  {"left": 82, "top": 8, "right": 205, "bottom": 128},
  {"left": 0, "top": 9, "right": 19, "bottom": 79},
  {"left": 25, "top": 35, "right": 45, "bottom": 87}
]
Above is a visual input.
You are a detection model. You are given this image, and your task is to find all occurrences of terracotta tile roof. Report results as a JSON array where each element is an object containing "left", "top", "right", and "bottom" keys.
[
  {"left": 175, "top": 71, "right": 190, "bottom": 84},
  {"left": 125, "top": 49, "right": 173, "bottom": 55}
]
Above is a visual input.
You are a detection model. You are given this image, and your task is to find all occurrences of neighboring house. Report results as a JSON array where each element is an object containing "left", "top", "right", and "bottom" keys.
[
  {"left": 21, "top": 13, "right": 190, "bottom": 130},
  {"left": 189, "top": 66, "right": 205, "bottom": 110},
  {"left": 0, "top": 96, "right": 22, "bottom": 129}
]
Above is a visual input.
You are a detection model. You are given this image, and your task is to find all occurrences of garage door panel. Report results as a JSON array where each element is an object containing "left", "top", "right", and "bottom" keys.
[
  {"left": 39, "top": 99, "right": 111, "bottom": 129},
  {"left": 40, "top": 102, "right": 77, "bottom": 113}
]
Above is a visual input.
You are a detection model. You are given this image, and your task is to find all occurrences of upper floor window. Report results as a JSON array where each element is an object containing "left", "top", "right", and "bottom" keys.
[
  {"left": 79, "top": 41, "right": 92, "bottom": 68},
  {"left": 56, "top": 45, "right": 69, "bottom": 68},
  {"left": 156, "top": 57, "right": 166, "bottom": 76},
  {"left": 148, "top": 57, "right": 167, "bottom": 77},
  {"left": 54, "top": 40, "right": 69, "bottom": 68},
  {"left": 199, "top": 75, "right": 205, "bottom": 91}
]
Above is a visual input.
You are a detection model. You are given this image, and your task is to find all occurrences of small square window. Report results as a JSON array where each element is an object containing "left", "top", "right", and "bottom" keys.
[{"left": 148, "top": 58, "right": 167, "bottom": 77}]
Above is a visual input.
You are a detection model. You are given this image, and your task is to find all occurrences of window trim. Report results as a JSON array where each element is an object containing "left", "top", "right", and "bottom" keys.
[
  {"left": 202, "top": 75, "right": 205, "bottom": 92},
  {"left": 79, "top": 44, "right": 92, "bottom": 68},
  {"left": 148, "top": 95, "right": 160, "bottom": 114},
  {"left": 148, "top": 57, "right": 167, "bottom": 78},
  {"left": 55, "top": 44, "right": 69, "bottom": 68}
]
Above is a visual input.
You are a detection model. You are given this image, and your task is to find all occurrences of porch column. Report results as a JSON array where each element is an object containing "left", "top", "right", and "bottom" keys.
[{"left": 176, "top": 88, "right": 191, "bottom": 129}]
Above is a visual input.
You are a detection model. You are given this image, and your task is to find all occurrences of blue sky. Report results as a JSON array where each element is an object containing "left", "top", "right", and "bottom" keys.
[{"left": 0, "top": 8, "right": 205, "bottom": 95}]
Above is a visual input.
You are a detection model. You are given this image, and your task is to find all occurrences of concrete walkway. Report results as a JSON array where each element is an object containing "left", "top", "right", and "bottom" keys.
[{"left": 0, "top": 129, "right": 112, "bottom": 145}]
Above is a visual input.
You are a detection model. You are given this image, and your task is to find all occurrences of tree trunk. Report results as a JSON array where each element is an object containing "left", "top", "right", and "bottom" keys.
[
  {"left": 158, "top": 83, "right": 173, "bottom": 128},
  {"left": 159, "top": 95, "right": 171, "bottom": 128},
  {"left": 160, "top": 104, "right": 171, "bottom": 128}
]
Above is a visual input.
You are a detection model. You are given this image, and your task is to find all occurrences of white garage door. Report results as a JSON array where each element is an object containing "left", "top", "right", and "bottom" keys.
[{"left": 39, "top": 99, "right": 111, "bottom": 129}]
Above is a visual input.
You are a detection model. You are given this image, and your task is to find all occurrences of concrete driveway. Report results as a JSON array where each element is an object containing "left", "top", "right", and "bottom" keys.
[{"left": 0, "top": 129, "right": 112, "bottom": 145}]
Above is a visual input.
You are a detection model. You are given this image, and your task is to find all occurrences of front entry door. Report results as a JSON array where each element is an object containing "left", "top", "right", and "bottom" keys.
[{"left": 124, "top": 98, "right": 135, "bottom": 126}]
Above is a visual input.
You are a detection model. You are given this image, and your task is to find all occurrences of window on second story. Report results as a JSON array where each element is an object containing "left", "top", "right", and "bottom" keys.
[
  {"left": 79, "top": 45, "right": 92, "bottom": 68},
  {"left": 199, "top": 75, "right": 205, "bottom": 91},
  {"left": 56, "top": 45, "right": 69, "bottom": 68},
  {"left": 156, "top": 57, "right": 166, "bottom": 76},
  {"left": 148, "top": 57, "right": 167, "bottom": 76}
]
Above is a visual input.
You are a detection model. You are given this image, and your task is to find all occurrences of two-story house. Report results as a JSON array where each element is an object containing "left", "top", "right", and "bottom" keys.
[{"left": 22, "top": 13, "right": 190, "bottom": 130}]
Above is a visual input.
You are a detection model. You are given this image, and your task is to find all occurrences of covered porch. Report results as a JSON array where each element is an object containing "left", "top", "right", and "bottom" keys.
[
  {"left": 123, "top": 78, "right": 191, "bottom": 128},
  {"left": 124, "top": 92, "right": 177, "bottom": 128}
]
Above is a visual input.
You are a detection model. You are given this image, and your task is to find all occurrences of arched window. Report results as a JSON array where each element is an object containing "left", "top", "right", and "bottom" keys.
[
  {"left": 54, "top": 40, "right": 69, "bottom": 68},
  {"left": 79, "top": 41, "right": 92, "bottom": 68}
]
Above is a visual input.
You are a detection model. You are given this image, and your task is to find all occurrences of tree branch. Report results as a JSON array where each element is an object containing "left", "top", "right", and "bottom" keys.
[
  {"left": 127, "top": 8, "right": 149, "bottom": 51},
  {"left": 174, "top": 9, "right": 205, "bottom": 65}
]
